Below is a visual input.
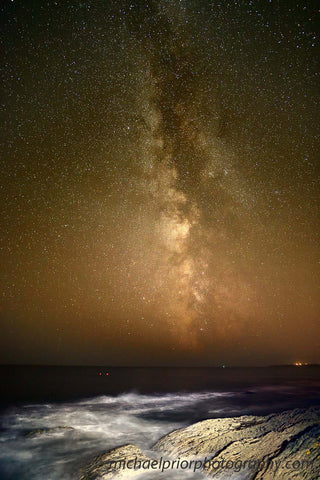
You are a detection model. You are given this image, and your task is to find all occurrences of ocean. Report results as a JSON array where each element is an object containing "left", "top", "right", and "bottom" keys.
[{"left": 0, "top": 365, "right": 319, "bottom": 479}]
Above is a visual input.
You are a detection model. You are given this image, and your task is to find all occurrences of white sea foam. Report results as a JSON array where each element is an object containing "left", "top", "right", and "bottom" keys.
[
  {"left": 0, "top": 385, "right": 317, "bottom": 480},
  {"left": 0, "top": 392, "right": 225, "bottom": 479}
]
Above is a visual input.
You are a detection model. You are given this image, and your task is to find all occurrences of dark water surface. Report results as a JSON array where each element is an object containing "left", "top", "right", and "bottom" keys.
[
  {"left": 1, "top": 365, "right": 320, "bottom": 408},
  {"left": 0, "top": 366, "right": 319, "bottom": 479}
]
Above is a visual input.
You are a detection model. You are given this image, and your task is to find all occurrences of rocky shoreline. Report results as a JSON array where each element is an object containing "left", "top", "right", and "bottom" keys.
[{"left": 79, "top": 407, "right": 320, "bottom": 479}]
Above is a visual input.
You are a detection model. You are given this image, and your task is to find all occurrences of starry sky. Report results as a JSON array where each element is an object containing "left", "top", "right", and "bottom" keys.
[{"left": 1, "top": 0, "right": 319, "bottom": 366}]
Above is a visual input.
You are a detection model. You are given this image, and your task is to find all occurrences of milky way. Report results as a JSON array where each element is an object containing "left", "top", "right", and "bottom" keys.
[{"left": 1, "top": 1, "right": 319, "bottom": 365}]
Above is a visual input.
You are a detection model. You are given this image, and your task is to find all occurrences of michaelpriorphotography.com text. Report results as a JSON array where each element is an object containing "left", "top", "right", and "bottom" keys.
[{"left": 106, "top": 456, "right": 315, "bottom": 474}]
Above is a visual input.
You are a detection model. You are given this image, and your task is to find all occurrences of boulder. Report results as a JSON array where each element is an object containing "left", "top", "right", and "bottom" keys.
[{"left": 78, "top": 444, "right": 154, "bottom": 480}]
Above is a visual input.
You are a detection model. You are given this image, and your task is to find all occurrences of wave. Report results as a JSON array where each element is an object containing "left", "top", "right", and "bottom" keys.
[{"left": 0, "top": 385, "right": 319, "bottom": 479}]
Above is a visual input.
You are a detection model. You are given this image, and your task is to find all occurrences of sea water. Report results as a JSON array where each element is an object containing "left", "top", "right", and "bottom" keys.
[{"left": 0, "top": 366, "right": 319, "bottom": 479}]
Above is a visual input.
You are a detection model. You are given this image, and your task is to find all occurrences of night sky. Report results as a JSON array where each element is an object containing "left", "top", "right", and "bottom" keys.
[{"left": 1, "top": 0, "right": 319, "bottom": 366}]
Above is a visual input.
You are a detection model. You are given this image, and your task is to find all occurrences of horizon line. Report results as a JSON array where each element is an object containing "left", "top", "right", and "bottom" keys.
[{"left": 1, "top": 363, "right": 319, "bottom": 368}]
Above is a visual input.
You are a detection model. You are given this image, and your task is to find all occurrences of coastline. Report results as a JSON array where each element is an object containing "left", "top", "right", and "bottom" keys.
[{"left": 79, "top": 406, "right": 320, "bottom": 479}]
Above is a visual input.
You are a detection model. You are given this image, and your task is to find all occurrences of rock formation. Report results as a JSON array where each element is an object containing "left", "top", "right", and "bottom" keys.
[{"left": 78, "top": 407, "right": 320, "bottom": 479}]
